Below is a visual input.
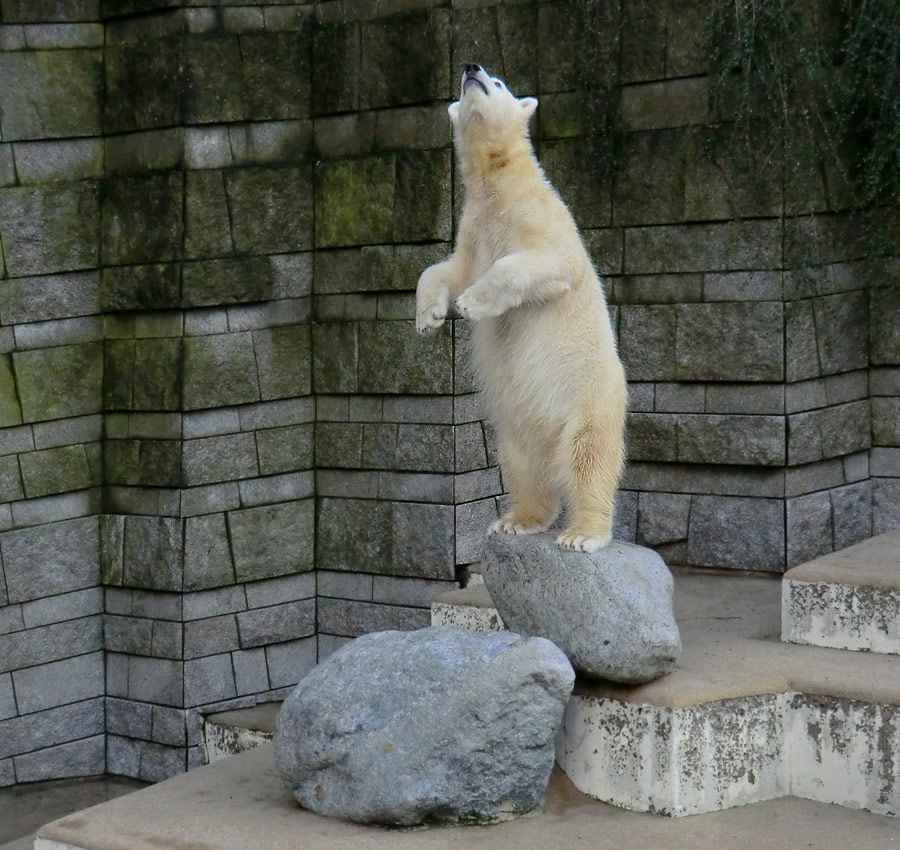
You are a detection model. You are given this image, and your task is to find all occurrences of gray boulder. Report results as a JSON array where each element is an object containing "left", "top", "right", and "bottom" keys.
[
  {"left": 273, "top": 626, "right": 574, "bottom": 826},
  {"left": 482, "top": 533, "right": 681, "bottom": 684}
]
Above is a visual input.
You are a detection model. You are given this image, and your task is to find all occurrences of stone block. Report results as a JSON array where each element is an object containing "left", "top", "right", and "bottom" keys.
[
  {"left": 225, "top": 167, "right": 313, "bottom": 254},
  {"left": 360, "top": 9, "right": 450, "bottom": 109},
  {"left": 371, "top": 575, "right": 457, "bottom": 607},
  {"left": 618, "top": 305, "right": 676, "bottom": 381},
  {"left": 0, "top": 50, "right": 101, "bottom": 140},
  {"left": 625, "top": 220, "right": 781, "bottom": 275},
  {"left": 0, "top": 696, "right": 104, "bottom": 760},
  {"left": 688, "top": 495, "right": 785, "bottom": 571},
  {"left": 184, "top": 653, "right": 236, "bottom": 708},
  {"left": 677, "top": 414, "right": 785, "bottom": 466},
  {"left": 317, "top": 498, "right": 454, "bottom": 580},
  {"left": 265, "top": 636, "right": 316, "bottom": 689},
  {"left": 229, "top": 499, "right": 314, "bottom": 583},
  {"left": 122, "top": 516, "right": 183, "bottom": 592},
  {"left": 256, "top": 424, "right": 314, "bottom": 476},
  {"left": 0, "top": 616, "right": 100, "bottom": 675},
  {"left": 183, "top": 513, "right": 235, "bottom": 592},
  {"left": 787, "top": 400, "right": 871, "bottom": 465},
  {"left": 183, "top": 332, "right": 260, "bottom": 410},
  {"left": 613, "top": 130, "right": 686, "bottom": 227},
  {"left": 871, "top": 285, "right": 900, "bottom": 365},
  {"left": 244, "top": 572, "right": 315, "bottom": 609},
  {"left": 317, "top": 570, "right": 373, "bottom": 601},
  {"left": 126, "top": 655, "right": 183, "bottom": 706},
  {"left": 104, "top": 614, "right": 153, "bottom": 656},
  {"left": 621, "top": 78, "right": 707, "bottom": 131},
  {"left": 237, "top": 599, "right": 315, "bottom": 648},
  {"left": 705, "top": 384, "right": 785, "bottom": 415},
  {"left": 619, "top": 0, "right": 667, "bottom": 81},
  {"left": 541, "top": 138, "right": 611, "bottom": 228},
  {"left": 317, "top": 597, "right": 430, "bottom": 638},
  {"left": 101, "top": 173, "right": 183, "bottom": 266},
  {"left": 675, "top": 302, "right": 783, "bottom": 382},
  {"left": 637, "top": 492, "right": 691, "bottom": 546},
  {"left": 19, "top": 444, "right": 91, "bottom": 499},
  {"left": 152, "top": 705, "right": 187, "bottom": 747},
  {"left": 625, "top": 413, "right": 677, "bottom": 462},
  {"left": 101, "top": 264, "right": 180, "bottom": 312},
  {"left": 648, "top": 384, "right": 701, "bottom": 414},
  {"left": 13, "top": 734, "right": 104, "bottom": 784},
  {"left": 315, "top": 156, "right": 395, "bottom": 248},
  {"left": 315, "top": 422, "right": 362, "bottom": 469},
  {"left": 357, "top": 321, "right": 453, "bottom": 394},
  {"left": 105, "top": 127, "right": 183, "bottom": 176},
  {"left": 183, "top": 36, "right": 245, "bottom": 124},
  {"left": 104, "top": 38, "right": 181, "bottom": 133},
  {"left": 665, "top": 0, "right": 707, "bottom": 76},
  {"left": 0, "top": 355, "right": 21, "bottom": 427},
  {"left": 183, "top": 432, "right": 259, "bottom": 487},
  {"left": 11, "top": 651, "right": 103, "bottom": 715},
  {"left": 393, "top": 150, "right": 452, "bottom": 242},
  {"left": 784, "top": 300, "right": 819, "bottom": 382},
  {"left": 456, "top": 421, "right": 488, "bottom": 472},
  {"left": 786, "top": 490, "right": 834, "bottom": 566},
  {"left": 239, "top": 32, "right": 311, "bottom": 120},
  {"left": 253, "top": 324, "right": 311, "bottom": 400},
  {"left": 13, "top": 132, "right": 97, "bottom": 184},
  {"left": 810, "top": 291, "right": 868, "bottom": 375},
  {"left": 0, "top": 271, "right": 99, "bottom": 328},
  {"left": 313, "top": 21, "right": 360, "bottom": 115},
  {"left": 238, "top": 471, "right": 313, "bottom": 507},
  {"left": 874, "top": 479, "right": 900, "bottom": 535},
  {"left": 0, "top": 516, "right": 98, "bottom": 603},
  {"left": 184, "top": 171, "right": 235, "bottom": 260},
  {"left": 106, "top": 697, "right": 152, "bottom": 739},
  {"left": 538, "top": 0, "right": 619, "bottom": 92},
  {"left": 0, "top": 455, "right": 23, "bottom": 501},
  {"left": 831, "top": 480, "right": 872, "bottom": 550},
  {"left": 0, "top": 183, "right": 99, "bottom": 276},
  {"left": 873, "top": 398, "right": 900, "bottom": 446},
  {"left": 183, "top": 614, "right": 240, "bottom": 660},
  {"left": 232, "top": 648, "right": 269, "bottom": 696},
  {"left": 362, "top": 423, "right": 454, "bottom": 472}
]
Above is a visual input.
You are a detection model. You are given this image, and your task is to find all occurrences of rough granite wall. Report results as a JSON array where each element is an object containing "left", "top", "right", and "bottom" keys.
[{"left": 0, "top": 0, "right": 897, "bottom": 787}]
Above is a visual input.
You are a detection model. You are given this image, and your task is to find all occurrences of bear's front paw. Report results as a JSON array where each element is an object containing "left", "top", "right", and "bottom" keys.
[
  {"left": 456, "top": 285, "right": 502, "bottom": 321},
  {"left": 416, "top": 302, "right": 448, "bottom": 335},
  {"left": 488, "top": 513, "right": 552, "bottom": 536},
  {"left": 556, "top": 529, "right": 612, "bottom": 553}
]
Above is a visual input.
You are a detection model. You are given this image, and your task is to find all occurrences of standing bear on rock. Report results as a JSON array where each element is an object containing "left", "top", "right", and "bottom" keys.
[{"left": 417, "top": 65, "right": 627, "bottom": 553}]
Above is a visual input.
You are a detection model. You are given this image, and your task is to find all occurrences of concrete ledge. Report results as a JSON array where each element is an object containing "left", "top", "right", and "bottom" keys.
[
  {"left": 203, "top": 703, "right": 279, "bottom": 763},
  {"left": 782, "top": 531, "right": 900, "bottom": 655},
  {"left": 433, "top": 571, "right": 900, "bottom": 817},
  {"left": 34, "top": 744, "right": 900, "bottom": 850}
]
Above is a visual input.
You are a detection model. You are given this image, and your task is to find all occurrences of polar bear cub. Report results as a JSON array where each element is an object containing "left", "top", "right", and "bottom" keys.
[{"left": 416, "top": 65, "right": 627, "bottom": 553}]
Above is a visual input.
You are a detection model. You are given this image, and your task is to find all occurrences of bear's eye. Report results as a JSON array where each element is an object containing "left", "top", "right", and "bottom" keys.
[{"left": 493, "top": 80, "right": 502, "bottom": 88}]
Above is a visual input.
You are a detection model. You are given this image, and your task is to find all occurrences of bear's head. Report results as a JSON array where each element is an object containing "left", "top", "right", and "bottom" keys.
[{"left": 448, "top": 65, "right": 538, "bottom": 157}]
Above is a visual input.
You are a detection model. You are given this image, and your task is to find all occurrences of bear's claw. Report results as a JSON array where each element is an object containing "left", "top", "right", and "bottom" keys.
[
  {"left": 556, "top": 530, "right": 612, "bottom": 553},
  {"left": 415, "top": 305, "right": 447, "bottom": 335}
]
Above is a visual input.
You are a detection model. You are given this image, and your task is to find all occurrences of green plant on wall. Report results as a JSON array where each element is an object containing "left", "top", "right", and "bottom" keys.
[{"left": 707, "top": 0, "right": 899, "bottom": 251}]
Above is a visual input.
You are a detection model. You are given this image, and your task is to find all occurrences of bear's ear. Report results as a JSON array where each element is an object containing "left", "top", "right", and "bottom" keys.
[
  {"left": 447, "top": 101, "right": 460, "bottom": 123},
  {"left": 519, "top": 97, "right": 538, "bottom": 121}
]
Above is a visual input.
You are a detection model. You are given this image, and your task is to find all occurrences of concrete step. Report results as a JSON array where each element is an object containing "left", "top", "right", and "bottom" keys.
[
  {"left": 203, "top": 703, "right": 280, "bottom": 764},
  {"left": 432, "top": 571, "right": 900, "bottom": 818},
  {"left": 33, "top": 743, "right": 900, "bottom": 850},
  {"left": 782, "top": 531, "right": 900, "bottom": 655}
]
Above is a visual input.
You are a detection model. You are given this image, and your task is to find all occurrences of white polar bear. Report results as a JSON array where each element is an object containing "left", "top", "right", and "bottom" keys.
[{"left": 416, "top": 64, "right": 627, "bottom": 553}]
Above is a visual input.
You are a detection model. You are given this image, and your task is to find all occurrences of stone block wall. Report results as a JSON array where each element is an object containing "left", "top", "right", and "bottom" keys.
[
  {"left": 0, "top": 2, "right": 106, "bottom": 786},
  {"left": 0, "top": 0, "right": 897, "bottom": 787}
]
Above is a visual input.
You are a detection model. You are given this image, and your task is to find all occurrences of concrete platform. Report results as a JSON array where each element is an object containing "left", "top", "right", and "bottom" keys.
[
  {"left": 782, "top": 531, "right": 900, "bottom": 655},
  {"left": 34, "top": 743, "right": 900, "bottom": 850},
  {"left": 434, "top": 571, "right": 900, "bottom": 816},
  {"left": 203, "top": 703, "right": 279, "bottom": 763}
]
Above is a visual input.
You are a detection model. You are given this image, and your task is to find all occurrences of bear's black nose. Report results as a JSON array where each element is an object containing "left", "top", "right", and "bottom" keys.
[{"left": 465, "top": 64, "right": 481, "bottom": 75}]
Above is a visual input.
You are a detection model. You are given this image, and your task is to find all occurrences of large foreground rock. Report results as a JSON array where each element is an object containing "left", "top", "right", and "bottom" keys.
[
  {"left": 482, "top": 534, "right": 681, "bottom": 684},
  {"left": 273, "top": 626, "right": 574, "bottom": 826}
]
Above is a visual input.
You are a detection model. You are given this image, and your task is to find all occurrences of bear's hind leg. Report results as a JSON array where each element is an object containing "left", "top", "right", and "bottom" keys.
[
  {"left": 489, "top": 436, "right": 559, "bottom": 536},
  {"left": 556, "top": 403, "right": 625, "bottom": 553}
]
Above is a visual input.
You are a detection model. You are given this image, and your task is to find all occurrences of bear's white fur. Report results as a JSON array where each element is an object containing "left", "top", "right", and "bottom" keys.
[{"left": 416, "top": 66, "right": 627, "bottom": 553}]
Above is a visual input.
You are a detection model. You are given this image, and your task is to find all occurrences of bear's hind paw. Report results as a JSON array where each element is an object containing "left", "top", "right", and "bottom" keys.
[{"left": 556, "top": 529, "right": 612, "bottom": 553}]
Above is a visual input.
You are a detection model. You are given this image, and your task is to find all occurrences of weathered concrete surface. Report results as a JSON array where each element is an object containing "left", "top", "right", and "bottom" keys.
[
  {"left": 34, "top": 744, "right": 900, "bottom": 850},
  {"left": 273, "top": 627, "right": 573, "bottom": 825},
  {"left": 431, "top": 582, "right": 504, "bottom": 632},
  {"left": 434, "top": 571, "right": 900, "bottom": 817},
  {"left": 782, "top": 531, "right": 900, "bottom": 655},
  {"left": 204, "top": 703, "right": 279, "bottom": 764},
  {"left": 482, "top": 534, "right": 681, "bottom": 683}
]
